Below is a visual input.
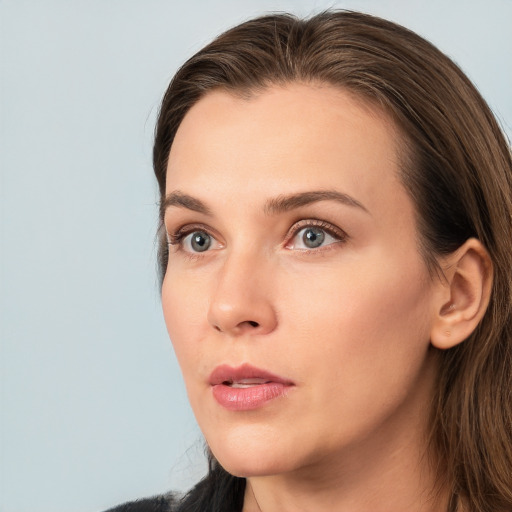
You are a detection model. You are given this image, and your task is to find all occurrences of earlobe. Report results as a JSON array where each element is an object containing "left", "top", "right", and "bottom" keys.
[{"left": 430, "top": 238, "right": 493, "bottom": 350}]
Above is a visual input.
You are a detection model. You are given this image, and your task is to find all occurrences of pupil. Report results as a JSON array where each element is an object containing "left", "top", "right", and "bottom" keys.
[
  {"left": 304, "top": 228, "right": 325, "bottom": 248},
  {"left": 191, "top": 231, "right": 211, "bottom": 252}
]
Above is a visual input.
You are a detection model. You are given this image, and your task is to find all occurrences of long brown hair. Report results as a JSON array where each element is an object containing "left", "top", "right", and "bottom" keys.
[{"left": 153, "top": 11, "right": 512, "bottom": 512}]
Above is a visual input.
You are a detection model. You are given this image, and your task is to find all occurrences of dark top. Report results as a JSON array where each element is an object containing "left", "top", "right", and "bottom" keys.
[
  {"left": 104, "top": 494, "right": 177, "bottom": 512},
  {"left": 104, "top": 467, "right": 246, "bottom": 512}
]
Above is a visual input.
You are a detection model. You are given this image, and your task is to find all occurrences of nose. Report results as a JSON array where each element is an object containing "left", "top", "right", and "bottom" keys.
[{"left": 207, "top": 249, "right": 278, "bottom": 336}]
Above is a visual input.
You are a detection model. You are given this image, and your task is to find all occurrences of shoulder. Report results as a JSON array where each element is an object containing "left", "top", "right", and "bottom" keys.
[{"left": 103, "top": 493, "right": 178, "bottom": 512}]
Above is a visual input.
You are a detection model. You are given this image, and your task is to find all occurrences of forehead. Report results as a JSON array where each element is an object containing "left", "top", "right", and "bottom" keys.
[{"left": 166, "top": 83, "right": 405, "bottom": 211}]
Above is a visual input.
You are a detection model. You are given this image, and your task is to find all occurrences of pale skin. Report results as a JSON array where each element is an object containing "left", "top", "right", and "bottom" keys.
[{"left": 161, "top": 84, "right": 492, "bottom": 512}]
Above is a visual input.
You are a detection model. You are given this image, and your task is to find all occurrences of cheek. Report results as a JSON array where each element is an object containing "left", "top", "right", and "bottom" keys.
[
  {"left": 269, "top": 260, "right": 434, "bottom": 451},
  {"left": 279, "top": 253, "right": 434, "bottom": 396},
  {"left": 161, "top": 271, "right": 210, "bottom": 377}
]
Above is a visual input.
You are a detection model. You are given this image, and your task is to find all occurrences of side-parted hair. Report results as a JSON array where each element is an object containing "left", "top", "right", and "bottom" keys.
[{"left": 153, "top": 11, "right": 512, "bottom": 512}]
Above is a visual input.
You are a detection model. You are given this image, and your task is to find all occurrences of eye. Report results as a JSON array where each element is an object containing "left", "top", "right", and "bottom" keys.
[
  {"left": 167, "top": 226, "right": 222, "bottom": 254},
  {"left": 298, "top": 227, "right": 326, "bottom": 248},
  {"left": 183, "top": 230, "right": 212, "bottom": 252},
  {"left": 286, "top": 221, "right": 346, "bottom": 250}
]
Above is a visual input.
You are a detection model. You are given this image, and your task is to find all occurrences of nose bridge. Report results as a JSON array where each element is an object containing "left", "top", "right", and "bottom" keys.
[{"left": 207, "top": 243, "right": 277, "bottom": 335}]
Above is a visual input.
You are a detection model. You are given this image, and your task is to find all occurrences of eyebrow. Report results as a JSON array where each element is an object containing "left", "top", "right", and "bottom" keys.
[
  {"left": 161, "top": 189, "right": 368, "bottom": 217},
  {"left": 264, "top": 190, "right": 368, "bottom": 215},
  {"left": 161, "top": 191, "right": 212, "bottom": 216}
]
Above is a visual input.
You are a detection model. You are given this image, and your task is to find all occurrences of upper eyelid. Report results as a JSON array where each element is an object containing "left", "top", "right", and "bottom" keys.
[
  {"left": 286, "top": 219, "right": 347, "bottom": 241},
  {"left": 166, "top": 223, "right": 219, "bottom": 245}
]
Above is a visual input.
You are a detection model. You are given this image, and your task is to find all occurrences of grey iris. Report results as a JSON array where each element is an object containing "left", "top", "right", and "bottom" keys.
[
  {"left": 191, "top": 231, "right": 211, "bottom": 252},
  {"left": 303, "top": 227, "right": 325, "bottom": 248}
]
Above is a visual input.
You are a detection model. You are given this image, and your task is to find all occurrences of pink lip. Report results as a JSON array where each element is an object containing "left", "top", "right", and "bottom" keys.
[{"left": 209, "top": 364, "right": 294, "bottom": 411}]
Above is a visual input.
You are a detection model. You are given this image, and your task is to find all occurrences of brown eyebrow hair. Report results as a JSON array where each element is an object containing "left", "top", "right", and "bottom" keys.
[
  {"left": 264, "top": 190, "right": 368, "bottom": 215},
  {"left": 160, "top": 190, "right": 212, "bottom": 217},
  {"left": 161, "top": 189, "right": 368, "bottom": 217}
]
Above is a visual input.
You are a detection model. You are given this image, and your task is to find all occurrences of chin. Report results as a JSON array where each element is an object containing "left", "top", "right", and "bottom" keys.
[
  {"left": 216, "top": 453, "right": 293, "bottom": 478},
  {"left": 207, "top": 429, "right": 300, "bottom": 478}
]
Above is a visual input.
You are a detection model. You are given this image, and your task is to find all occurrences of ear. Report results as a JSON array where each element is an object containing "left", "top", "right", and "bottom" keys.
[{"left": 430, "top": 238, "right": 493, "bottom": 350}]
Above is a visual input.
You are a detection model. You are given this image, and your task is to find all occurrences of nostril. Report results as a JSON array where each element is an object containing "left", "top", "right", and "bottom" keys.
[{"left": 211, "top": 321, "right": 259, "bottom": 332}]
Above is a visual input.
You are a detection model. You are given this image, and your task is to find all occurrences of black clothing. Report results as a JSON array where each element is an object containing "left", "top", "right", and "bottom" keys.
[
  {"left": 104, "top": 494, "right": 177, "bottom": 512},
  {"left": 105, "top": 467, "right": 245, "bottom": 512}
]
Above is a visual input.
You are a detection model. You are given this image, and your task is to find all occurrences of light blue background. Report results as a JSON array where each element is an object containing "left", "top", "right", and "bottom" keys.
[{"left": 1, "top": 1, "right": 511, "bottom": 511}]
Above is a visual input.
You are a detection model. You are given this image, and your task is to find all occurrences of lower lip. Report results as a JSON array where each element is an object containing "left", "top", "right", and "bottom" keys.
[{"left": 211, "top": 382, "right": 291, "bottom": 411}]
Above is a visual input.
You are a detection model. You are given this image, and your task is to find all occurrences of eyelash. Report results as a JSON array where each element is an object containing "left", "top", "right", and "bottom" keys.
[
  {"left": 166, "top": 219, "right": 348, "bottom": 256},
  {"left": 285, "top": 219, "right": 348, "bottom": 252},
  {"left": 166, "top": 223, "right": 218, "bottom": 261},
  {"left": 167, "top": 223, "right": 212, "bottom": 247}
]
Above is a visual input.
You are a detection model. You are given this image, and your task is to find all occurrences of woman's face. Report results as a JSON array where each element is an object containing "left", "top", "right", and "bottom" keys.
[{"left": 162, "top": 84, "right": 440, "bottom": 478}]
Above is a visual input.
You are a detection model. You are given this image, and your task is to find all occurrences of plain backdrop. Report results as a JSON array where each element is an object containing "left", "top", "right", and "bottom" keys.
[{"left": 1, "top": 1, "right": 511, "bottom": 511}]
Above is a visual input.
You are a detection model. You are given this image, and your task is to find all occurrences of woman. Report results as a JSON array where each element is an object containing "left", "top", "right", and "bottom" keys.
[{"left": 109, "top": 10, "right": 512, "bottom": 512}]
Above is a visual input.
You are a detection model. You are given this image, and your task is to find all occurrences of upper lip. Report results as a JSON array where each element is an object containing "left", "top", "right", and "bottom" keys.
[{"left": 208, "top": 363, "right": 294, "bottom": 386}]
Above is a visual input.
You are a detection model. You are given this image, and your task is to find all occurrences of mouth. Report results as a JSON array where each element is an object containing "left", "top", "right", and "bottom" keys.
[
  {"left": 209, "top": 364, "right": 294, "bottom": 411},
  {"left": 226, "top": 378, "right": 272, "bottom": 389}
]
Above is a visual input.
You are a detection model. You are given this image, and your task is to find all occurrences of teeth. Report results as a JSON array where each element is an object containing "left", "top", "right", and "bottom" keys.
[{"left": 229, "top": 378, "right": 270, "bottom": 388}]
